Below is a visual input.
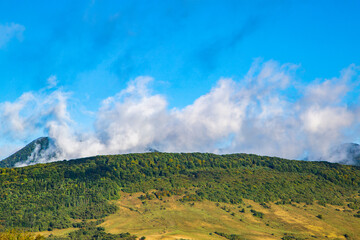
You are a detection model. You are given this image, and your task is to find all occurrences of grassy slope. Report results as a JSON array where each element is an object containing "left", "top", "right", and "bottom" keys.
[
  {"left": 37, "top": 191, "right": 360, "bottom": 240},
  {"left": 102, "top": 193, "right": 360, "bottom": 240}
]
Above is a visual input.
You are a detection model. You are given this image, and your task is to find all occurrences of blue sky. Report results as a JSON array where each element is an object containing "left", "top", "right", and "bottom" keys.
[{"left": 0, "top": 0, "right": 360, "bottom": 162}]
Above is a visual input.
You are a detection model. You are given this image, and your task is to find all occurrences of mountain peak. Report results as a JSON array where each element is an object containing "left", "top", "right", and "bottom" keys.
[{"left": 0, "top": 137, "right": 56, "bottom": 168}]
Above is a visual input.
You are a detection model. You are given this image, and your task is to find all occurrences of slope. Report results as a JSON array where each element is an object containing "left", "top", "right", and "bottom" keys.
[{"left": 96, "top": 192, "right": 360, "bottom": 240}]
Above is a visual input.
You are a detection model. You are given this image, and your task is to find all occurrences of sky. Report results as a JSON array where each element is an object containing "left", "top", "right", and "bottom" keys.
[{"left": 0, "top": 0, "right": 360, "bottom": 163}]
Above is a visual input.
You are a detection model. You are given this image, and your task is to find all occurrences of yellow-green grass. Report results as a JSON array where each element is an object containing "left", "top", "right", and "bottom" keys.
[
  {"left": 99, "top": 192, "right": 359, "bottom": 240},
  {"left": 34, "top": 228, "right": 77, "bottom": 238},
  {"left": 37, "top": 192, "right": 360, "bottom": 240}
]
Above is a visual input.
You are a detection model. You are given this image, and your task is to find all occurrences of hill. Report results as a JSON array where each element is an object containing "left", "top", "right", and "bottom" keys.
[{"left": 0, "top": 152, "right": 359, "bottom": 239}]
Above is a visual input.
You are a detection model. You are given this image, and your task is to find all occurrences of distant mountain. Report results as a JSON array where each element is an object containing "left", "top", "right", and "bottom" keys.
[
  {"left": 329, "top": 143, "right": 360, "bottom": 166},
  {"left": 304, "top": 143, "right": 360, "bottom": 166},
  {"left": 145, "top": 147, "right": 159, "bottom": 153},
  {"left": 0, "top": 137, "right": 56, "bottom": 168}
]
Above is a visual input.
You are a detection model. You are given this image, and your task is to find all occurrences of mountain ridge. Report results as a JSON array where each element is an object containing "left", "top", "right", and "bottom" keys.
[{"left": 2, "top": 136, "right": 360, "bottom": 168}]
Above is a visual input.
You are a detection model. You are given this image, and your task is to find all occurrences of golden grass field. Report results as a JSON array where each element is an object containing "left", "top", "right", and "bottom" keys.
[{"left": 38, "top": 191, "right": 360, "bottom": 240}]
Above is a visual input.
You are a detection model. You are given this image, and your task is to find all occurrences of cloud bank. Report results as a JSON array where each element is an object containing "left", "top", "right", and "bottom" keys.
[{"left": 1, "top": 60, "right": 360, "bottom": 165}]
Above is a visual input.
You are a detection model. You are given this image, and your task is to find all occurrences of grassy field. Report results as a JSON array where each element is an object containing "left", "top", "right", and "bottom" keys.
[
  {"left": 35, "top": 228, "right": 77, "bottom": 238},
  {"left": 37, "top": 191, "right": 360, "bottom": 240},
  {"left": 100, "top": 192, "right": 359, "bottom": 240}
]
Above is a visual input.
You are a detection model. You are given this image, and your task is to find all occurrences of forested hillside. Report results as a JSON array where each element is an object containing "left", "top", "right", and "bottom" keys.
[{"left": 0, "top": 152, "right": 359, "bottom": 238}]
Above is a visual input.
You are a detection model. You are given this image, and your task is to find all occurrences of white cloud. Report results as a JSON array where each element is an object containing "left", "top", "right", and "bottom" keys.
[
  {"left": 169, "top": 79, "right": 245, "bottom": 152},
  {"left": 1, "top": 93, "right": 36, "bottom": 137},
  {"left": 0, "top": 90, "right": 70, "bottom": 140},
  {"left": 1, "top": 60, "right": 360, "bottom": 165},
  {"left": 0, "top": 23, "right": 25, "bottom": 48}
]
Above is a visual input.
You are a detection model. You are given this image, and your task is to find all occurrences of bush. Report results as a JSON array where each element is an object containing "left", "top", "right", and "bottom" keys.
[{"left": 250, "top": 209, "right": 264, "bottom": 218}]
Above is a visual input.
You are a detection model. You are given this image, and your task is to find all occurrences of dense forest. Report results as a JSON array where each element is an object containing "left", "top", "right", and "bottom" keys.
[{"left": 0, "top": 152, "right": 359, "bottom": 234}]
